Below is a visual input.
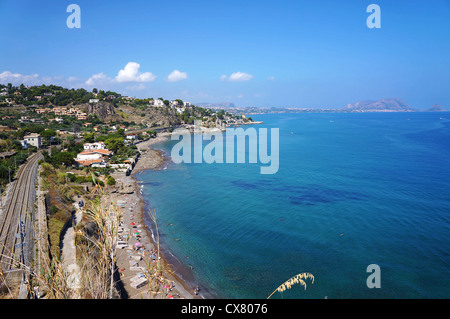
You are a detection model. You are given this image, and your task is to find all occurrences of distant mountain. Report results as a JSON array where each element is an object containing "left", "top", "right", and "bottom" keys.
[
  {"left": 195, "top": 102, "right": 235, "bottom": 109},
  {"left": 427, "top": 103, "right": 446, "bottom": 112},
  {"left": 345, "top": 98, "right": 415, "bottom": 112}
]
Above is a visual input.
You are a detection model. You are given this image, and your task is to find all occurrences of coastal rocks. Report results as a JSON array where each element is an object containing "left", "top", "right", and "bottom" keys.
[
  {"left": 132, "top": 149, "right": 166, "bottom": 173},
  {"left": 114, "top": 181, "right": 135, "bottom": 194},
  {"left": 120, "top": 184, "right": 135, "bottom": 194},
  {"left": 130, "top": 276, "right": 148, "bottom": 289}
]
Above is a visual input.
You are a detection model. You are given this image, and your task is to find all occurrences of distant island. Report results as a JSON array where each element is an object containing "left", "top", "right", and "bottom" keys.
[
  {"left": 344, "top": 98, "right": 415, "bottom": 112},
  {"left": 203, "top": 98, "right": 447, "bottom": 116},
  {"left": 428, "top": 103, "right": 446, "bottom": 112}
]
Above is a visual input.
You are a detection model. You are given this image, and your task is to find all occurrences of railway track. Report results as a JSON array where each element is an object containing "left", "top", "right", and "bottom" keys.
[{"left": 0, "top": 151, "right": 43, "bottom": 272}]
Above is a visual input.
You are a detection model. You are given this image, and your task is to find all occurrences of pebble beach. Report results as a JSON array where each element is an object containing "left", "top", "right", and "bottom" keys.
[{"left": 107, "top": 134, "right": 202, "bottom": 299}]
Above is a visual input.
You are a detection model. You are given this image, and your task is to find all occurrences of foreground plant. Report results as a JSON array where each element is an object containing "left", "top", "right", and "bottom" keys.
[
  {"left": 267, "top": 272, "right": 315, "bottom": 299},
  {"left": 79, "top": 203, "right": 122, "bottom": 298}
]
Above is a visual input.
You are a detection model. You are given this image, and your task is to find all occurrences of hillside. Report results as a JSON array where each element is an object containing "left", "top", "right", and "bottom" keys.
[
  {"left": 345, "top": 98, "right": 415, "bottom": 112},
  {"left": 427, "top": 103, "right": 446, "bottom": 112},
  {"left": 0, "top": 84, "right": 257, "bottom": 132}
]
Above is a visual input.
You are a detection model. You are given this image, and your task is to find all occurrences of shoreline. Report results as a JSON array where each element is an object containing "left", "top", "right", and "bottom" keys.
[{"left": 111, "top": 134, "right": 211, "bottom": 299}]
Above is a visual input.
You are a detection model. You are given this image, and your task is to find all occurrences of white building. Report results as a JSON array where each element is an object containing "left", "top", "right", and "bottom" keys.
[
  {"left": 153, "top": 99, "right": 164, "bottom": 107},
  {"left": 89, "top": 99, "right": 99, "bottom": 103},
  {"left": 22, "top": 133, "right": 41, "bottom": 149},
  {"left": 83, "top": 142, "right": 107, "bottom": 150},
  {"left": 126, "top": 135, "right": 138, "bottom": 140},
  {"left": 75, "top": 148, "right": 113, "bottom": 167},
  {"left": 76, "top": 152, "right": 103, "bottom": 162},
  {"left": 76, "top": 149, "right": 112, "bottom": 160}
]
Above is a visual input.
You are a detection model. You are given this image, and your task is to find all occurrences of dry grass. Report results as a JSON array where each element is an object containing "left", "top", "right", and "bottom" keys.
[
  {"left": 75, "top": 199, "right": 123, "bottom": 298},
  {"left": 2, "top": 176, "right": 175, "bottom": 299},
  {"left": 22, "top": 183, "right": 124, "bottom": 299},
  {"left": 34, "top": 254, "right": 76, "bottom": 299},
  {"left": 267, "top": 272, "right": 315, "bottom": 299}
]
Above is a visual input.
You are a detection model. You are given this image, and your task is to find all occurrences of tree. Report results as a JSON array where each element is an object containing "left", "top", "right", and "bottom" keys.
[
  {"left": 107, "top": 175, "right": 116, "bottom": 185},
  {"left": 83, "top": 132, "right": 96, "bottom": 143},
  {"left": 53, "top": 151, "right": 75, "bottom": 167},
  {"left": 97, "top": 90, "right": 105, "bottom": 100},
  {"left": 104, "top": 137, "right": 124, "bottom": 154},
  {"left": 40, "top": 129, "right": 57, "bottom": 140},
  {"left": 116, "top": 128, "right": 125, "bottom": 137}
]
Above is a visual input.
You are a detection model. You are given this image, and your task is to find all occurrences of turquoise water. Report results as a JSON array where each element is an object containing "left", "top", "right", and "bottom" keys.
[{"left": 137, "top": 112, "right": 450, "bottom": 298}]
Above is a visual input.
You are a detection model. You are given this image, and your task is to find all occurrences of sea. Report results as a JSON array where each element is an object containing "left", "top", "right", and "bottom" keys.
[{"left": 136, "top": 112, "right": 450, "bottom": 299}]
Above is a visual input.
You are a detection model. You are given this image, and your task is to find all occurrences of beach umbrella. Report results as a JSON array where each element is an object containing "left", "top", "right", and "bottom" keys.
[
  {"left": 134, "top": 242, "right": 141, "bottom": 246},
  {"left": 167, "top": 294, "right": 174, "bottom": 299},
  {"left": 130, "top": 222, "right": 135, "bottom": 226}
]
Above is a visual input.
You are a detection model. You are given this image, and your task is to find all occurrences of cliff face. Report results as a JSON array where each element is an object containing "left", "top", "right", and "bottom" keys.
[{"left": 81, "top": 102, "right": 118, "bottom": 120}]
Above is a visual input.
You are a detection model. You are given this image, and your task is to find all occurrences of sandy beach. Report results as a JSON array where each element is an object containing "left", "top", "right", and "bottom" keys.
[{"left": 107, "top": 134, "right": 203, "bottom": 299}]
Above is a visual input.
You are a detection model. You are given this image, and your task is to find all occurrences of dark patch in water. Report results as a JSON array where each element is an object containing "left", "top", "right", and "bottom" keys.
[
  {"left": 230, "top": 180, "right": 262, "bottom": 189},
  {"left": 142, "top": 181, "right": 163, "bottom": 187},
  {"left": 232, "top": 180, "right": 366, "bottom": 206},
  {"left": 288, "top": 185, "right": 366, "bottom": 206}
]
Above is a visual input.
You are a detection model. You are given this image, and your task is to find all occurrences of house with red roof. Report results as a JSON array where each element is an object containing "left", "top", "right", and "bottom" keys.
[{"left": 75, "top": 148, "right": 113, "bottom": 167}]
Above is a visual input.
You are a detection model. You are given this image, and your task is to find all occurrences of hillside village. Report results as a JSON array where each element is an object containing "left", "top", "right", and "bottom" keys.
[{"left": 0, "top": 83, "right": 257, "bottom": 176}]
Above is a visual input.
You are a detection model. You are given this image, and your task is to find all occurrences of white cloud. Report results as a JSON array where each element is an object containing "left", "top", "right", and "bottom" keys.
[
  {"left": 115, "top": 62, "right": 156, "bottom": 83},
  {"left": 267, "top": 76, "right": 275, "bottom": 81},
  {"left": 84, "top": 62, "right": 156, "bottom": 87},
  {"left": 0, "top": 71, "right": 40, "bottom": 84},
  {"left": 221, "top": 72, "right": 253, "bottom": 82},
  {"left": 167, "top": 70, "right": 188, "bottom": 82},
  {"left": 85, "top": 72, "right": 110, "bottom": 86},
  {"left": 67, "top": 76, "right": 79, "bottom": 82}
]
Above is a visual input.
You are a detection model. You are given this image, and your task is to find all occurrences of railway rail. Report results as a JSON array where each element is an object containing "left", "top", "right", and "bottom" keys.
[{"left": 0, "top": 151, "right": 43, "bottom": 273}]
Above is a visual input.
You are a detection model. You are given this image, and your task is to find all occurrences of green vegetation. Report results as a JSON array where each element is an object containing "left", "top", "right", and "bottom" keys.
[
  {"left": 0, "top": 82, "right": 248, "bottom": 194},
  {"left": 40, "top": 162, "right": 83, "bottom": 257},
  {"left": 0, "top": 83, "right": 121, "bottom": 107}
]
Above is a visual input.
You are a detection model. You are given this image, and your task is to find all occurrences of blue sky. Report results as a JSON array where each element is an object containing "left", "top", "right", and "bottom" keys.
[{"left": 0, "top": 0, "right": 449, "bottom": 108}]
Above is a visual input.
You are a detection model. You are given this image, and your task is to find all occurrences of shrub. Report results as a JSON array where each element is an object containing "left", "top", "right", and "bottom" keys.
[{"left": 107, "top": 176, "right": 116, "bottom": 186}]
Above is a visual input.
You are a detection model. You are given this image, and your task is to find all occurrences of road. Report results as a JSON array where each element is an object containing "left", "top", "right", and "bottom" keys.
[{"left": 0, "top": 151, "right": 43, "bottom": 273}]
